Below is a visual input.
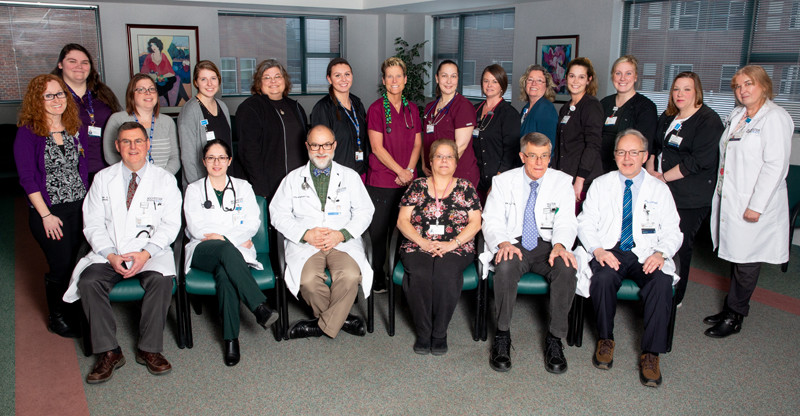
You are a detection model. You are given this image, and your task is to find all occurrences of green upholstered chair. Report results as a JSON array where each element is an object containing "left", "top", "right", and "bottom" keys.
[
  {"left": 387, "top": 228, "right": 486, "bottom": 341},
  {"left": 783, "top": 164, "right": 800, "bottom": 272},
  {"left": 177, "top": 196, "right": 283, "bottom": 347}
]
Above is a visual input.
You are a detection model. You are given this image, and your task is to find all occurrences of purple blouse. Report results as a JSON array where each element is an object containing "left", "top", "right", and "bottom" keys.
[{"left": 72, "top": 90, "right": 114, "bottom": 173}]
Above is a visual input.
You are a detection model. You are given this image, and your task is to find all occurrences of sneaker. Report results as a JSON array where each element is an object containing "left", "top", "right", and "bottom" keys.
[
  {"left": 592, "top": 339, "right": 615, "bottom": 370},
  {"left": 372, "top": 277, "right": 387, "bottom": 294},
  {"left": 489, "top": 333, "right": 512, "bottom": 372},
  {"left": 639, "top": 353, "right": 662, "bottom": 387},
  {"left": 544, "top": 334, "right": 567, "bottom": 374}
]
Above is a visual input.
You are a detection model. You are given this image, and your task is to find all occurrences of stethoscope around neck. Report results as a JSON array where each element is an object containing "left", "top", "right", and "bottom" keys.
[{"left": 203, "top": 176, "right": 237, "bottom": 211}]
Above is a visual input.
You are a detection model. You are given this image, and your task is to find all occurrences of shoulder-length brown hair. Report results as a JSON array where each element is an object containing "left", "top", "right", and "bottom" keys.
[
  {"left": 518, "top": 64, "right": 556, "bottom": 102},
  {"left": 666, "top": 71, "right": 703, "bottom": 116},
  {"left": 125, "top": 74, "right": 160, "bottom": 116},
  {"left": 566, "top": 57, "right": 598, "bottom": 96},
  {"left": 251, "top": 59, "right": 292, "bottom": 97},
  {"left": 18, "top": 74, "right": 80, "bottom": 137}
]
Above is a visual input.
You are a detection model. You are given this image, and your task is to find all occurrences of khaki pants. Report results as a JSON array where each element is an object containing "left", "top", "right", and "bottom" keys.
[{"left": 299, "top": 249, "right": 361, "bottom": 338}]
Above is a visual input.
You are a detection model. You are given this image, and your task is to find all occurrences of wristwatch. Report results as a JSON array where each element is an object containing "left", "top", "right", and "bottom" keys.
[{"left": 407, "top": 168, "right": 414, "bottom": 173}]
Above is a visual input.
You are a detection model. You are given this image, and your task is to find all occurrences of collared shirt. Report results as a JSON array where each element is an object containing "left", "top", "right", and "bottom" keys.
[
  {"left": 522, "top": 168, "right": 545, "bottom": 210},
  {"left": 617, "top": 168, "right": 646, "bottom": 205}
]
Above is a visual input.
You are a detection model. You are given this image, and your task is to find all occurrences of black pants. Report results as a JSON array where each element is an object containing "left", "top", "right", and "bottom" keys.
[
  {"left": 28, "top": 200, "right": 84, "bottom": 316},
  {"left": 589, "top": 248, "right": 673, "bottom": 353},
  {"left": 366, "top": 186, "right": 405, "bottom": 282},
  {"left": 725, "top": 262, "right": 761, "bottom": 316},
  {"left": 674, "top": 206, "right": 710, "bottom": 304},
  {"left": 401, "top": 250, "right": 473, "bottom": 340}
]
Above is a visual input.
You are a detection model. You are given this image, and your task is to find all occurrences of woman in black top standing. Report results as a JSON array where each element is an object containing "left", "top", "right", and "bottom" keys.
[
  {"left": 553, "top": 57, "right": 604, "bottom": 204},
  {"left": 646, "top": 72, "right": 723, "bottom": 306},
  {"left": 599, "top": 55, "right": 658, "bottom": 173},
  {"left": 311, "top": 58, "right": 369, "bottom": 176},
  {"left": 472, "top": 64, "right": 520, "bottom": 200}
]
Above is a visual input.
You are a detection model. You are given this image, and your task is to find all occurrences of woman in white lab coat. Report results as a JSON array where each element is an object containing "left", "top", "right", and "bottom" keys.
[
  {"left": 705, "top": 65, "right": 794, "bottom": 338},
  {"left": 184, "top": 139, "right": 278, "bottom": 366}
]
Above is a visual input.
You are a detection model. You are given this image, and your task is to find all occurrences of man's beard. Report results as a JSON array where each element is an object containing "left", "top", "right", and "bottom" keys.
[{"left": 310, "top": 154, "right": 332, "bottom": 169}]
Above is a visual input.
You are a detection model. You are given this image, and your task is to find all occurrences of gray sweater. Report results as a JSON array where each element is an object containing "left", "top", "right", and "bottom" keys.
[
  {"left": 177, "top": 97, "right": 231, "bottom": 188},
  {"left": 103, "top": 111, "right": 180, "bottom": 175}
]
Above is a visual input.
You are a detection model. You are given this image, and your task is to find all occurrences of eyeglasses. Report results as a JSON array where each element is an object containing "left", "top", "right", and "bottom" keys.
[
  {"left": 262, "top": 74, "right": 283, "bottom": 83},
  {"left": 118, "top": 138, "right": 147, "bottom": 147},
  {"left": 134, "top": 87, "right": 157, "bottom": 94},
  {"left": 526, "top": 78, "right": 546, "bottom": 85},
  {"left": 43, "top": 91, "right": 67, "bottom": 101},
  {"left": 523, "top": 153, "right": 550, "bottom": 161},
  {"left": 307, "top": 142, "right": 334, "bottom": 151},
  {"left": 433, "top": 154, "right": 455, "bottom": 161},
  {"left": 204, "top": 156, "right": 230, "bottom": 163},
  {"left": 614, "top": 149, "right": 645, "bottom": 157}
]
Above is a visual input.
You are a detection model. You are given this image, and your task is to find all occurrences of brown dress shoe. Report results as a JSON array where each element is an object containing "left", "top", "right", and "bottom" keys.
[
  {"left": 639, "top": 353, "right": 662, "bottom": 387},
  {"left": 135, "top": 349, "right": 172, "bottom": 375},
  {"left": 592, "top": 339, "right": 615, "bottom": 370},
  {"left": 86, "top": 350, "right": 126, "bottom": 384}
]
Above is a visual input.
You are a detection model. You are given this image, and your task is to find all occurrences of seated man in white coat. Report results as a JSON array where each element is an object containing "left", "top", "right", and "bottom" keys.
[
  {"left": 577, "top": 129, "right": 682, "bottom": 388},
  {"left": 270, "top": 125, "right": 375, "bottom": 339},
  {"left": 64, "top": 122, "right": 181, "bottom": 384},
  {"left": 481, "top": 132, "right": 578, "bottom": 374}
]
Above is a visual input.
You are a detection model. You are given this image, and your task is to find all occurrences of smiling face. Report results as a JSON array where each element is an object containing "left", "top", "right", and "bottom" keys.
[
  {"left": 115, "top": 128, "right": 151, "bottom": 171},
  {"left": 261, "top": 66, "right": 286, "bottom": 100},
  {"left": 520, "top": 143, "right": 550, "bottom": 181},
  {"left": 195, "top": 69, "right": 220, "bottom": 99},
  {"left": 133, "top": 78, "right": 157, "bottom": 113},
  {"left": 436, "top": 63, "right": 459, "bottom": 96},
  {"left": 43, "top": 80, "right": 67, "bottom": 118},
  {"left": 525, "top": 69, "right": 547, "bottom": 103},
  {"left": 671, "top": 77, "right": 697, "bottom": 113},
  {"left": 382, "top": 65, "right": 407, "bottom": 98},
  {"left": 567, "top": 64, "right": 590, "bottom": 95},
  {"left": 58, "top": 50, "right": 91, "bottom": 86},
  {"left": 203, "top": 143, "right": 231, "bottom": 178},
  {"left": 612, "top": 61, "right": 637, "bottom": 95},
  {"left": 327, "top": 63, "right": 353, "bottom": 96},
  {"left": 482, "top": 71, "right": 502, "bottom": 100},
  {"left": 430, "top": 142, "right": 457, "bottom": 177},
  {"left": 306, "top": 126, "right": 337, "bottom": 169},
  {"left": 733, "top": 73, "right": 766, "bottom": 112},
  {"left": 614, "top": 134, "right": 648, "bottom": 179}
]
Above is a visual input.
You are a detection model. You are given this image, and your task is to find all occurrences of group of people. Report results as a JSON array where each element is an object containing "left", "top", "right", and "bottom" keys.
[{"left": 13, "top": 43, "right": 794, "bottom": 389}]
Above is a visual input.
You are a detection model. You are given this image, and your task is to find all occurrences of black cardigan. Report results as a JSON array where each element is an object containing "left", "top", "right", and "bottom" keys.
[
  {"left": 472, "top": 99, "right": 521, "bottom": 191},
  {"left": 600, "top": 93, "right": 658, "bottom": 173},
  {"left": 554, "top": 94, "right": 604, "bottom": 191},
  {"left": 310, "top": 93, "right": 370, "bottom": 175},
  {"left": 236, "top": 94, "right": 308, "bottom": 201},
  {"left": 653, "top": 104, "right": 724, "bottom": 209}
]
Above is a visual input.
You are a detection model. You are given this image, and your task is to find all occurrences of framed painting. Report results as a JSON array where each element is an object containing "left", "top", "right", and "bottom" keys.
[
  {"left": 127, "top": 24, "right": 198, "bottom": 113},
  {"left": 535, "top": 35, "right": 579, "bottom": 103}
]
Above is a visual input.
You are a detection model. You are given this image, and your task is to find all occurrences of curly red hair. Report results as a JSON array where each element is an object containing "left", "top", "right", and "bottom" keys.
[{"left": 17, "top": 74, "right": 80, "bottom": 137}]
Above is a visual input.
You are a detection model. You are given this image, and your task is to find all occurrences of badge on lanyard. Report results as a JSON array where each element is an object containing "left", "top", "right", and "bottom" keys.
[
  {"left": 560, "top": 115, "right": 571, "bottom": 124},
  {"left": 605, "top": 116, "right": 617, "bottom": 125},
  {"left": 355, "top": 151, "right": 364, "bottom": 161},
  {"left": 541, "top": 203, "right": 558, "bottom": 230},
  {"left": 88, "top": 126, "right": 102, "bottom": 137},
  {"left": 667, "top": 134, "right": 683, "bottom": 148},
  {"left": 137, "top": 202, "right": 153, "bottom": 228},
  {"left": 641, "top": 202, "right": 656, "bottom": 234},
  {"left": 472, "top": 127, "right": 480, "bottom": 138},
  {"left": 426, "top": 124, "right": 435, "bottom": 134}
]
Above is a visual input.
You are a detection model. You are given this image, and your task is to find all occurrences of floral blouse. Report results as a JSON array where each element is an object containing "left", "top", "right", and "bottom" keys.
[
  {"left": 44, "top": 133, "right": 87, "bottom": 205},
  {"left": 399, "top": 177, "right": 482, "bottom": 255}
]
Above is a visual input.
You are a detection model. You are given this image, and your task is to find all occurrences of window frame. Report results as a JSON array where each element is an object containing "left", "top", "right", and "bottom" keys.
[{"left": 220, "top": 57, "right": 238, "bottom": 94}]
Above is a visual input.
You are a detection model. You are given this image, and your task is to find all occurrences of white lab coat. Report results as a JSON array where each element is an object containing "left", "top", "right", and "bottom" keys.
[
  {"left": 479, "top": 167, "right": 577, "bottom": 278},
  {"left": 183, "top": 176, "right": 262, "bottom": 273},
  {"left": 269, "top": 162, "right": 375, "bottom": 298},
  {"left": 63, "top": 162, "right": 182, "bottom": 302},
  {"left": 711, "top": 100, "right": 793, "bottom": 264},
  {"left": 575, "top": 169, "right": 682, "bottom": 297}
]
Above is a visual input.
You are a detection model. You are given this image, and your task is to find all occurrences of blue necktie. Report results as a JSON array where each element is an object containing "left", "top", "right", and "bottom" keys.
[
  {"left": 521, "top": 181, "right": 539, "bottom": 251},
  {"left": 620, "top": 179, "right": 634, "bottom": 251},
  {"left": 312, "top": 166, "right": 331, "bottom": 177}
]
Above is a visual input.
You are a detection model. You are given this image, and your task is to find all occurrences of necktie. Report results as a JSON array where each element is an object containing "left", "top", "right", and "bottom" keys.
[
  {"left": 620, "top": 179, "right": 634, "bottom": 251},
  {"left": 312, "top": 166, "right": 331, "bottom": 177},
  {"left": 521, "top": 181, "right": 539, "bottom": 251},
  {"left": 126, "top": 172, "right": 138, "bottom": 210}
]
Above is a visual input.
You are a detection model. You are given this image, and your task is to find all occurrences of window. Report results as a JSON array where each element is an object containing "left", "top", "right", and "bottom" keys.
[
  {"left": 434, "top": 10, "right": 515, "bottom": 100},
  {"left": 217, "top": 13, "right": 341, "bottom": 95},
  {"left": 622, "top": 0, "right": 800, "bottom": 131},
  {"left": 0, "top": 3, "right": 102, "bottom": 102},
  {"left": 220, "top": 58, "right": 237, "bottom": 94}
]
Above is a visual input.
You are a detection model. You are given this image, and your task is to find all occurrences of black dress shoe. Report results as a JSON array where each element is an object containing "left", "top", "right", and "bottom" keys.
[
  {"left": 341, "top": 314, "right": 366, "bottom": 336},
  {"left": 703, "top": 310, "right": 728, "bottom": 325},
  {"left": 544, "top": 334, "right": 567, "bottom": 374},
  {"left": 253, "top": 303, "right": 279, "bottom": 329},
  {"left": 705, "top": 311, "right": 743, "bottom": 338},
  {"left": 48, "top": 312, "right": 79, "bottom": 338},
  {"left": 372, "top": 278, "right": 387, "bottom": 294},
  {"left": 224, "top": 339, "right": 240, "bottom": 366},
  {"left": 490, "top": 334, "right": 512, "bottom": 372},
  {"left": 431, "top": 336, "right": 448, "bottom": 356},
  {"left": 413, "top": 337, "right": 431, "bottom": 355},
  {"left": 288, "top": 318, "right": 325, "bottom": 339}
]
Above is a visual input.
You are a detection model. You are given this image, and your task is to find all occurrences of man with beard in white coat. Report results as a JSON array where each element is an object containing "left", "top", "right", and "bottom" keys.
[
  {"left": 577, "top": 129, "right": 681, "bottom": 388},
  {"left": 270, "top": 125, "right": 375, "bottom": 339},
  {"left": 64, "top": 122, "right": 181, "bottom": 384}
]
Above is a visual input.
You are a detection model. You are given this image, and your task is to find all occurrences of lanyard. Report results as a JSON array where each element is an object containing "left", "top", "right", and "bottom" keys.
[
  {"left": 475, "top": 100, "right": 500, "bottom": 131},
  {"left": 133, "top": 113, "right": 156, "bottom": 164},
  {"left": 338, "top": 98, "right": 361, "bottom": 150},
  {"left": 68, "top": 86, "right": 96, "bottom": 126},
  {"left": 432, "top": 176, "right": 454, "bottom": 223},
  {"left": 424, "top": 94, "right": 456, "bottom": 126}
]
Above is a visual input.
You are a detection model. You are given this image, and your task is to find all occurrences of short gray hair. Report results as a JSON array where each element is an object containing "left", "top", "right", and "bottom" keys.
[
  {"left": 520, "top": 132, "right": 552, "bottom": 152},
  {"left": 615, "top": 128, "right": 648, "bottom": 150}
]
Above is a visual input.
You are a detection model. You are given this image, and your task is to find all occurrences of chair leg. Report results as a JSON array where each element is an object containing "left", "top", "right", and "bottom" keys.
[
  {"left": 367, "top": 288, "right": 374, "bottom": 334},
  {"left": 271, "top": 286, "right": 282, "bottom": 342},
  {"left": 388, "top": 276, "right": 395, "bottom": 336},
  {"left": 472, "top": 282, "right": 480, "bottom": 342},
  {"left": 190, "top": 294, "right": 202, "bottom": 315},
  {"left": 281, "top": 279, "right": 290, "bottom": 340},
  {"left": 574, "top": 296, "right": 584, "bottom": 348},
  {"left": 479, "top": 278, "right": 488, "bottom": 341},
  {"left": 667, "top": 297, "right": 678, "bottom": 353},
  {"left": 566, "top": 296, "right": 577, "bottom": 346},
  {"left": 79, "top": 302, "right": 92, "bottom": 357}
]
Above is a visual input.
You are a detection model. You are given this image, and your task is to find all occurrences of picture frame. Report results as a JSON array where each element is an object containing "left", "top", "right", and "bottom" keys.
[
  {"left": 535, "top": 35, "right": 579, "bottom": 103},
  {"left": 127, "top": 24, "right": 199, "bottom": 114}
]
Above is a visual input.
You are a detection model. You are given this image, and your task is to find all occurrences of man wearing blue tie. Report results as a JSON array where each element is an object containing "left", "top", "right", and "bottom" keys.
[
  {"left": 481, "top": 132, "right": 578, "bottom": 374},
  {"left": 577, "top": 129, "right": 682, "bottom": 387}
]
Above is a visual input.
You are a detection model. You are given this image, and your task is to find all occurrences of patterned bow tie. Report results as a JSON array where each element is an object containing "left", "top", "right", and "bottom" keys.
[{"left": 312, "top": 166, "right": 331, "bottom": 177}]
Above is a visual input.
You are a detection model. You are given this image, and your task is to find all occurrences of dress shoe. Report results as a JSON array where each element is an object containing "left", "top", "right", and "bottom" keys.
[
  {"left": 704, "top": 311, "right": 743, "bottom": 338},
  {"left": 253, "top": 302, "right": 279, "bottom": 330},
  {"left": 413, "top": 337, "right": 430, "bottom": 355},
  {"left": 544, "top": 334, "right": 567, "bottom": 374},
  {"left": 372, "top": 277, "right": 387, "bottom": 294},
  {"left": 592, "top": 339, "right": 615, "bottom": 370},
  {"left": 48, "top": 312, "right": 79, "bottom": 338},
  {"left": 490, "top": 333, "right": 512, "bottom": 372},
  {"left": 703, "top": 310, "right": 728, "bottom": 325},
  {"left": 86, "top": 350, "right": 125, "bottom": 384},
  {"left": 135, "top": 349, "right": 172, "bottom": 375},
  {"left": 341, "top": 314, "right": 366, "bottom": 336},
  {"left": 288, "top": 318, "right": 325, "bottom": 339},
  {"left": 639, "top": 353, "right": 662, "bottom": 387},
  {"left": 224, "top": 339, "right": 240, "bottom": 367},
  {"left": 431, "top": 336, "right": 448, "bottom": 356}
]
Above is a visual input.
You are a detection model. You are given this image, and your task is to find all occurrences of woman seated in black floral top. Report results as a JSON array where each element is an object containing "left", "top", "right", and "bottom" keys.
[{"left": 397, "top": 139, "right": 482, "bottom": 355}]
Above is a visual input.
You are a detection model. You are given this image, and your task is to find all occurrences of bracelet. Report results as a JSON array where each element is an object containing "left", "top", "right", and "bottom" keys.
[
  {"left": 42, "top": 213, "right": 51, "bottom": 219},
  {"left": 454, "top": 237, "right": 462, "bottom": 247}
]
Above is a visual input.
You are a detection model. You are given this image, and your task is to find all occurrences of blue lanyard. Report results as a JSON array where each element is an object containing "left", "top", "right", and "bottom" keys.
[
  {"left": 68, "top": 86, "right": 96, "bottom": 126},
  {"left": 133, "top": 113, "right": 156, "bottom": 164},
  {"left": 424, "top": 94, "right": 456, "bottom": 122},
  {"left": 338, "top": 98, "right": 361, "bottom": 150}
]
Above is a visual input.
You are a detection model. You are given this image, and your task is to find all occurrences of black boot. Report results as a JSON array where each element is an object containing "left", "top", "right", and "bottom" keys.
[
  {"left": 703, "top": 297, "right": 732, "bottom": 325},
  {"left": 704, "top": 311, "right": 743, "bottom": 338},
  {"left": 45, "top": 282, "right": 78, "bottom": 338}
]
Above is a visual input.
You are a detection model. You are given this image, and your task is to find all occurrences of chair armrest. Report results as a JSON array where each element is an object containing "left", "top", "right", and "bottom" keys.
[{"left": 388, "top": 227, "right": 400, "bottom": 275}]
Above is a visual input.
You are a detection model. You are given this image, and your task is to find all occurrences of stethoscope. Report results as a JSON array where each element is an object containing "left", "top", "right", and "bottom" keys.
[
  {"left": 203, "top": 176, "right": 237, "bottom": 211},
  {"left": 136, "top": 225, "right": 154, "bottom": 239},
  {"left": 386, "top": 103, "right": 415, "bottom": 134}
]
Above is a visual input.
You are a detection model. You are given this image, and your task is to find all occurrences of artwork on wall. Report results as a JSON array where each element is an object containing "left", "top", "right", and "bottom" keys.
[
  {"left": 535, "top": 35, "right": 579, "bottom": 103},
  {"left": 127, "top": 24, "right": 198, "bottom": 113}
]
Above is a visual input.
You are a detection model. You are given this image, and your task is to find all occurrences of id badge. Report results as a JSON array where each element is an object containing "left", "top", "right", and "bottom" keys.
[
  {"left": 88, "top": 126, "right": 102, "bottom": 137},
  {"left": 641, "top": 223, "right": 656, "bottom": 234},
  {"left": 604, "top": 116, "right": 617, "bottom": 125},
  {"left": 667, "top": 134, "right": 683, "bottom": 148},
  {"left": 472, "top": 127, "right": 480, "bottom": 138},
  {"left": 429, "top": 224, "right": 445, "bottom": 235},
  {"left": 206, "top": 130, "right": 216, "bottom": 141},
  {"left": 729, "top": 133, "right": 742, "bottom": 142},
  {"left": 355, "top": 151, "right": 364, "bottom": 161},
  {"left": 560, "top": 115, "right": 571, "bottom": 124},
  {"left": 233, "top": 209, "right": 245, "bottom": 225},
  {"left": 136, "top": 215, "right": 153, "bottom": 228},
  {"left": 426, "top": 124, "right": 435, "bottom": 133},
  {"left": 541, "top": 203, "right": 557, "bottom": 230}
]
